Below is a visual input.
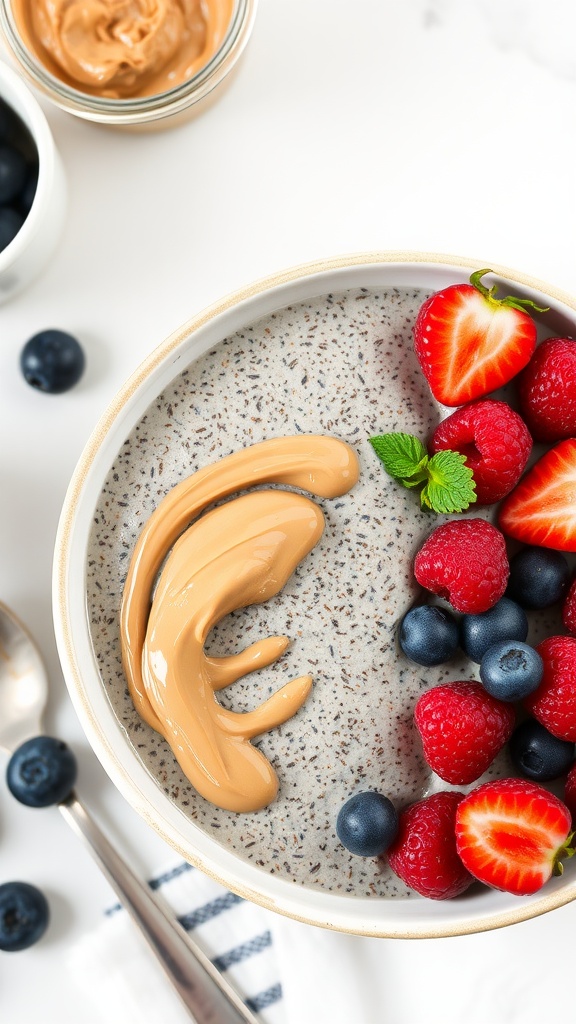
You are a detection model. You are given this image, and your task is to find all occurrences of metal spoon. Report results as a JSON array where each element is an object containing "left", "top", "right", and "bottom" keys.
[{"left": 0, "top": 600, "right": 260, "bottom": 1024}]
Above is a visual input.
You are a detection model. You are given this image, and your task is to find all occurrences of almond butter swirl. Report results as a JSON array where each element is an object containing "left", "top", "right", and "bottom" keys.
[
  {"left": 120, "top": 435, "right": 359, "bottom": 812},
  {"left": 11, "top": 0, "right": 234, "bottom": 98}
]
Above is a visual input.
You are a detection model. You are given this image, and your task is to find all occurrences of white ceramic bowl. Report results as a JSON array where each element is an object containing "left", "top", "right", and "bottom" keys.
[
  {"left": 0, "top": 59, "right": 66, "bottom": 300},
  {"left": 54, "top": 252, "right": 576, "bottom": 937}
]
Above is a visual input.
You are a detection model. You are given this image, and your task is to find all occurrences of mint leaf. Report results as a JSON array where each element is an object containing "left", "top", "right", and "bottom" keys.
[
  {"left": 369, "top": 432, "right": 477, "bottom": 514},
  {"left": 369, "top": 433, "right": 429, "bottom": 483},
  {"left": 421, "top": 451, "right": 477, "bottom": 514}
]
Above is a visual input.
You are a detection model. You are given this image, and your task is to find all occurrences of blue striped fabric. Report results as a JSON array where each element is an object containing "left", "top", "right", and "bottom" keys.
[
  {"left": 247, "top": 983, "right": 283, "bottom": 1013},
  {"left": 213, "top": 930, "right": 272, "bottom": 972},
  {"left": 178, "top": 891, "right": 244, "bottom": 929},
  {"left": 104, "top": 860, "right": 284, "bottom": 1020}
]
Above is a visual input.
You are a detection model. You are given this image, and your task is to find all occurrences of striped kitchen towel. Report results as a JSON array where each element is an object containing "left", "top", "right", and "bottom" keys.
[{"left": 68, "top": 858, "right": 285, "bottom": 1024}]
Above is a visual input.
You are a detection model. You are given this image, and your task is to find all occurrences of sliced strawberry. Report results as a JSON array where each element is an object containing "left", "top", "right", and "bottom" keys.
[
  {"left": 455, "top": 778, "right": 574, "bottom": 896},
  {"left": 498, "top": 439, "right": 576, "bottom": 552},
  {"left": 414, "top": 270, "right": 543, "bottom": 407}
]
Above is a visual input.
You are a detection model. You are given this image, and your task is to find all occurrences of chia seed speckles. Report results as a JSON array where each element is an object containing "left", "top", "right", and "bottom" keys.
[{"left": 85, "top": 285, "right": 466, "bottom": 899}]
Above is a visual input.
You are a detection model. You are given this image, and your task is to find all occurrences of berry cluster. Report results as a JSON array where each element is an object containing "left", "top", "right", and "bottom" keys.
[
  {"left": 0, "top": 98, "right": 39, "bottom": 252},
  {"left": 338, "top": 271, "right": 576, "bottom": 900}
]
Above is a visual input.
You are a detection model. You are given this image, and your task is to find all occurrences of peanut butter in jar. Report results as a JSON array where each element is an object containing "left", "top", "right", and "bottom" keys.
[
  {"left": 0, "top": 0, "right": 255, "bottom": 126},
  {"left": 11, "top": 0, "right": 235, "bottom": 99}
]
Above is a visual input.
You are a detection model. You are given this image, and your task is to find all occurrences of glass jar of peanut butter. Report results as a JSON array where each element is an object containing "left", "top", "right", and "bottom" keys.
[{"left": 0, "top": 0, "right": 256, "bottom": 128}]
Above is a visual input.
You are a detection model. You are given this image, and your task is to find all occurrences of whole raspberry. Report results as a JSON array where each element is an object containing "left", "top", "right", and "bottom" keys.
[
  {"left": 429, "top": 399, "right": 532, "bottom": 505},
  {"left": 413, "top": 518, "right": 509, "bottom": 614},
  {"left": 564, "top": 763, "right": 576, "bottom": 823},
  {"left": 518, "top": 337, "right": 576, "bottom": 442},
  {"left": 562, "top": 575, "right": 576, "bottom": 635},
  {"left": 524, "top": 635, "right": 576, "bottom": 742},
  {"left": 387, "top": 791, "right": 473, "bottom": 900},
  {"left": 414, "top": 681, "right": 515, "bottom": 784}
]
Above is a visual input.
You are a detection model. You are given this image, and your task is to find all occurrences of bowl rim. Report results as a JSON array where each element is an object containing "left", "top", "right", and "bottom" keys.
[{"left": 53, "top": 250, "right": 576, "bottom": 937}]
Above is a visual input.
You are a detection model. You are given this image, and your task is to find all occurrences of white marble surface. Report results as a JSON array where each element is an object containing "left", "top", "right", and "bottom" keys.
[{"left": 1, "top": 0, "right": 576, "bottom": 1020}]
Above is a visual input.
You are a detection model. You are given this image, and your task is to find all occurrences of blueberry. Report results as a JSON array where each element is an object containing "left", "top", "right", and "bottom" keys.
[
  {"left": 0, "top": 144, "right": 27, "bottom": 204},
  {"left": 0, "top": 100, "right": 13, "bottom": 143},
  {"left": 0, "top": 881, "right": 49, "bottom": 951},
  {"left": 399, "top": 605, "right": 459, "bottom": 666},
  {"left": 479, "top": 641, "right": 543, "bottom": 702},
  {"left": 460, "top": 597, "right": 529, "bottom": 663},
  {"left": 19, "top": 165, "right": 38, "bottom": 216},
  {"left": 509, "top": 719, "right": 575, "bottom": 781},
  {"left": 0, "top": 205, "right": 24, "bottom": 250},
  {"left": 7, "top": 735, "right": 77, "bottom": 807},
  {"left": 336, "top": 791, "right": 399, "bottom": 857},
  {"left": 507, "top": 547, "right": 570, "bottom": 609},
  {"left": 20, "top": 330, "right": 85, "bottom": 394}
]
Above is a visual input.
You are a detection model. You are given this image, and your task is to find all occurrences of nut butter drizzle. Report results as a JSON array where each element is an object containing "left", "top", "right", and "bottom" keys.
[{"left": 120, "top": 435, "right": 359, "bottom": 812}]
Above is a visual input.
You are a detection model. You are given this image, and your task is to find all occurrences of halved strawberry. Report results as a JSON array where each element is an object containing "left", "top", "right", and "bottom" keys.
[
  {"left": 414, "top": 270, "right": 544, "bottom": 407},
  {"left": 498, "top": 439, "right": 576, "bottom": 551},
  {"left": 455, "top": 778, "right": 574, "bottom": 896}
]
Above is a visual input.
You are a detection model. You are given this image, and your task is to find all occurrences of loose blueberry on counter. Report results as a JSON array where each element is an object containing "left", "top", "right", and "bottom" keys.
[
  {"left": 507, "top": 547, "right": 570, "bottom": 609},
  {"left": 398, "top": 605, "right": 459, "bottom": 666},
  {"left": 509, "top": 719, "right": 575, "bottom": 782},
  {"left": 20, "top": 330, "right": 85, "bottom": 394},
  {"left": 336, "top": 792, "right": 399, "bottom": 857},
  {"left": 479, "top": 640, "right": 543, "bottom": 702},
  {"left": 7, "top": 735, "right": 77, "bottom": 807},
  {"left": 460, "top": 597, "right": 528, "bottom": 664},
  {"left": 0, "top": 881, "right": 49, "bottom": 951}
]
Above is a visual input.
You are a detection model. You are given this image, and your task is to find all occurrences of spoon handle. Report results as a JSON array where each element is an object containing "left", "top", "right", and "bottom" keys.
[{"left": 59, "top": 792, "right": 260, "bottom": 1024}]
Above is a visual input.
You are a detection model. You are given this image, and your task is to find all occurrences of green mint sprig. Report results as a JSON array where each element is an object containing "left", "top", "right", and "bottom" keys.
[{"left": 368, "top": 432, "right": 477, "bottom": 514}]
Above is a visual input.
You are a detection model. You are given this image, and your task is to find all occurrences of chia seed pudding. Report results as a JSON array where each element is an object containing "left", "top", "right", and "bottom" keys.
[{"left": 85, "top": 285, "right": 562, "bottom": 898}]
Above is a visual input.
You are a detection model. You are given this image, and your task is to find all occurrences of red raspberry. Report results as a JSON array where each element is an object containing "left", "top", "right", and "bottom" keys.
[
  {"left": 524, "top": 635, "right": 576, "bottom": 742},
  {"left": 414, "top": 681, "right": 515, "bottom": 784},
  {"left": 564, "top": 763, "right": 576, "bottom": 823},
  {"left": 518, "top": 337, "right": 576, "bottom": 442},
  {"left": 429, "top": 399, "right": 532, "bottom": 505},
  {"left": 562, "top": 575, "right": 576, "bottom": 635},
  {"left": 413, "top": 518, "right": 509, "bottom": 614},
  {"left": 387, "top": 791, "right": 473, "bottom": 899}
]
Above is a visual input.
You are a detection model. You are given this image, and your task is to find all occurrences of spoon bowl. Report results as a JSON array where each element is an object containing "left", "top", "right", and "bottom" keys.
[
  {"left": 0, "top": 600, "right": 47, "bottom": 753},
  {"left": 0, "top": 598, "right": 258, "bottom": 1023}
]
